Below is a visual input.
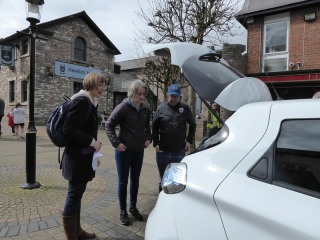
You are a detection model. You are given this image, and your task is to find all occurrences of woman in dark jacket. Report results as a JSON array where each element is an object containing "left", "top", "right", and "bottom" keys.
[
  {"left": 61, "top": 72, "right": 106, "bottom": 240},
  {"left": 106, "top": 80, "right": 152, "bottom": 226}
]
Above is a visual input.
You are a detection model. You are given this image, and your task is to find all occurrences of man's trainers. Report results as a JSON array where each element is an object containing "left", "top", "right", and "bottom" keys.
[
  {"left": 120, "top": 210, "right": 130, "bottom": 226},
  {"left": 129, "top": 207, "right": 143, "bottom": 221}
]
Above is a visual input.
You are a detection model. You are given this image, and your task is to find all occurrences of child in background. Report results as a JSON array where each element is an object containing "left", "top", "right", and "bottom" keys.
[
  {"left": 11, "top": 103, "right": 25, "bottom": 140},
  {"left": 7, "top": 109, "right": 15, "bottom": 136}
]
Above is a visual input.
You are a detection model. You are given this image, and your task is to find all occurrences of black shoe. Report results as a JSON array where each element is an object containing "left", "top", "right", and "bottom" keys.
[
  {"left": 129, "top": 207, "right": 143, "bottom": 221},
  {"left": 120, "top": 210, "right": 130, "bottom": 226}
]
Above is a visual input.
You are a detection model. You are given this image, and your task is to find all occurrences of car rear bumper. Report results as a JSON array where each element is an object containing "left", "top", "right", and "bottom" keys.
[{"left": 145, "top": 192, "right": 177, "bottom": 240}]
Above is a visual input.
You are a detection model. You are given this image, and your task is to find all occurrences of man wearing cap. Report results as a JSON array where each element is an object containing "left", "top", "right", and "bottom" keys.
[{"left": 152, "top": 84, "right": 196, "bottom": 192}]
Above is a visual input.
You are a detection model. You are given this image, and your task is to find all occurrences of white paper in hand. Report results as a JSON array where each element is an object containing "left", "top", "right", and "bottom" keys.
[{"left": 92, "top": 151, "right": 103, "bottom": 171}]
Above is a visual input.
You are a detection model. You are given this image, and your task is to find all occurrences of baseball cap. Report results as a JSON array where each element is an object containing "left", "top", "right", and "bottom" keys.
[{"left": 167, "top": 84, "right": 181, "bottom": 96}]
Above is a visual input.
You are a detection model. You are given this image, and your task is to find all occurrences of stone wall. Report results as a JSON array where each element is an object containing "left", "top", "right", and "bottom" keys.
[{"left": 0, "top": 17, "right": 115, "bottom": 125}]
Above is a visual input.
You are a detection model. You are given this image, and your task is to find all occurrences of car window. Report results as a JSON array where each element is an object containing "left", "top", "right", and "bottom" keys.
[{"left": 274, "top": 119, "right": 320, "bottom": 195}]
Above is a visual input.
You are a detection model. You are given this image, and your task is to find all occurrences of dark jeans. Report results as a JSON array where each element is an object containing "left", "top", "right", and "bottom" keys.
[
  {"left": 115, "top": 149, "right": 144, "bottom": 210},
  {"left": 156, "top": 149, "right": 185, "bottom": 191},
  {"left": 63, "top": 180, "right": 88, "bottom": 217}
]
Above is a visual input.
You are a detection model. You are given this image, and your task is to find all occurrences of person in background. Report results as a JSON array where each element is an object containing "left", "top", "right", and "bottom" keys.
[
  {"left": 198, "top": 102, "right": 222, "bottom": 147},
  {"left": 61, "top": 72, "right": 106, "bottom": 239},
  {"left": 205, "top": 102, "right": 221, "bottom": 138},
  {"left": 106, "top": 80, "right": 152, "bottom": 226},
  {"left": 11, "top": 103, "right": 25, "bottom": 140},
  {"left": 7, "top": 109, "right": 15, "bottom": 136},
  {"left": 152, "top": 84, "right": 196, "bottom": 192},
  {"left": 0, "top": 98, "right": 4, "bottom": 137}
]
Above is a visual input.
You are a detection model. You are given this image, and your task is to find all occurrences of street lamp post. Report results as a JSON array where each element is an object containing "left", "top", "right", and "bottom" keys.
[{"left": 21, "top": 0, "right": 44, "bottom": 189}]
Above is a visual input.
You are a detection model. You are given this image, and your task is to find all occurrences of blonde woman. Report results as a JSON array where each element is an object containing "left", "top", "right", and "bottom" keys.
[{"left": 106, "top": 80, "right": 152, "bottom": 226}]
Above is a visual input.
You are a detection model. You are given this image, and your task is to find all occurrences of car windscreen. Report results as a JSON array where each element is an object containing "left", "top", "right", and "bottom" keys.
[{"left": 181, "top": 54, "right": 243, "bottom": 104}]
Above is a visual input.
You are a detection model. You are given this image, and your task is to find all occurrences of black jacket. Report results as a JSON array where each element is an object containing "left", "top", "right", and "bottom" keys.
[
  {"left": 61, "top": 94, "right": 98, "bottom": 182},
  {"left": 152, "top": 102, "right": 196, "bottom": 152},
  {"left": 106, "top": 98, "right": 152, "bottom": 151}
]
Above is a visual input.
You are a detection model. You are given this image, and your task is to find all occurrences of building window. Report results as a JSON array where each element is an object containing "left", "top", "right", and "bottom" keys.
[
  {"left": 263, "top": 13, "right": 289, "bottom": 72},
  {"left": 21, "top": 38, "right": 29, "bottom": 55},
  {"left": 21, "top": 80, "right": 28, "bottom": 102},
  {"left": 73, "top": 81, "right": 82, "bottom": 94},
  {"left": 274, "top": 119, "right": 320, "bottom": 194},
  {"left": 74, "top": 37, "right": 86, "bottom": 62},
  {"left": 9, "top": 81, "right": 15, "bottom": 103}
]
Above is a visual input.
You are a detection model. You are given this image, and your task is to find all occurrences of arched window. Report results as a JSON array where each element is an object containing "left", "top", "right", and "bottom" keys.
[{"left": 74, "top": 37, "right": 86, "bottom": 61}]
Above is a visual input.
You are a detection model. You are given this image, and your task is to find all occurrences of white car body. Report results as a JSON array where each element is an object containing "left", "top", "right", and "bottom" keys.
[
  {"left": 143, "top": 43, "right": 320, "bottom": 240},
  {"left": 146, "top": 99, "right": 320, "bottom": 240}
]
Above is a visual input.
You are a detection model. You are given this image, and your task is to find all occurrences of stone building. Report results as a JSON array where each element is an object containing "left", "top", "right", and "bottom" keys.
[
  {"left": 0, "top": 11, "right": 120, "bottom": 125},
  {"left": 113, "top": 58, "right": 154, "bottom": 112}
]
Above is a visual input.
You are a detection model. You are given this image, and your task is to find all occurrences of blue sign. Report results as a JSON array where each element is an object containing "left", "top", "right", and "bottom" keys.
[
  {"left": 54, "top": 61, "right": 101, "bottom": 79},
  {"left": 0, "top": 45, "right": 15, "bottom": 66}
]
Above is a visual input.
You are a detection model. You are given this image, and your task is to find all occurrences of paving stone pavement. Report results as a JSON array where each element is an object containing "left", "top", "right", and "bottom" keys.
[{"left": 0, "top": 125, "right": 159, "bottom": 240}]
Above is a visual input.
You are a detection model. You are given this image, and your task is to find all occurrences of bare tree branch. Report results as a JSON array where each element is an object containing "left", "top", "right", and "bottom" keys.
[
  {"left": 135, "top": 0, "right": 241, "bottom": 45},
  {"left": 141, "top": 56, "right": 189, "bottom": 98}
]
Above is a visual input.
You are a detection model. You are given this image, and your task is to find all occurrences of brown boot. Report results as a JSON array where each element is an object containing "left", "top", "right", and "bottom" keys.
[
  {"left": 76, "top": 214, "right": 96, "bottom": 239},
  {"left": 63, "top": 215, "right": 78, "bottom": 240}
]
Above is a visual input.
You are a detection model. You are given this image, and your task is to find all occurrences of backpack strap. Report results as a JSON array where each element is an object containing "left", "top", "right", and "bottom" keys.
[
  {"left": 58, "top": 96, "right": 93, "bottom": 164},
  {"left": 58, "top": 147, "right": 62, "bottom": 164}
]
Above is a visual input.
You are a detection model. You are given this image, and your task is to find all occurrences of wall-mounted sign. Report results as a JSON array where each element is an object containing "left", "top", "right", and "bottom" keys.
[
  {"left": 0, "top": 45, "right": 15, "bottom": 66},
  {"left": 54, "top": 61, "right": 101, "bottom": 79}
]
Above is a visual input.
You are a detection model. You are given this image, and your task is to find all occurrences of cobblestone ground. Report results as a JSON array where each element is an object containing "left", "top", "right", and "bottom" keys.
[{"left": 0, "top": 126, "right": 159, "bottom": 240}]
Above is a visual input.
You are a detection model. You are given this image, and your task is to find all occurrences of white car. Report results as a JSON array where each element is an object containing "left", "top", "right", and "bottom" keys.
[{"left": 143, "top": 43, "right": 320, "bottom": 240}]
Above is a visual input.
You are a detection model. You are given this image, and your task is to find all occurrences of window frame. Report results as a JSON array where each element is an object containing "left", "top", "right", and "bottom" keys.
[
  {"left": 263, "top": 13, "right": 290, "bottom": 72},
  {"left": 21, "top": 80, "right": 28, "bottom": 103},
  {"left": 73, "top": 37, "right": 87, "bottom": 62},
  {"left": 21, "top": 38, "right": 29, "bottom": 56},
  {"left": 9, "top": 80, "right": 15, "bottom": 103},
  {"left": 248, "top": 118, "right": 320, "bottom": 199},
  {"left": 73, "top": 81, "right": 83, "bottom": 94}
]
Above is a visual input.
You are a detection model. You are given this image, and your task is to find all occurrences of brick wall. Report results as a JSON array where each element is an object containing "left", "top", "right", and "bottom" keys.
[
  {"left": 246, "top": 17, "right": 264, "bottom": 73},
  {"left": 222, "top": 43, "right": 247, "bottom": 73},
  {"left": 246, "top": 5, "right": 320, "bottom": 74},
  {"left": 289, "top": 7, "right": 320, "bottom": 70}
]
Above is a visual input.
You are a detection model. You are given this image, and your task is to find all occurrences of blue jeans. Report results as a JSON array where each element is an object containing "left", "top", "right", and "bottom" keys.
[
  {"left": 115, "top": 149, "right": 144, "bottom": 210},
  {"left": 63, "top": 180, "right": 87, "bottom": 216},
  {"left": 156, "top": 149, "right": 185, "bottom": 191}
]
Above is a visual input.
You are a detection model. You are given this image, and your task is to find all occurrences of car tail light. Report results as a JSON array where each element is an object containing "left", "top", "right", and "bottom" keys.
[{"left": 162, "top": 163, "right": 187, "bottom": 194}]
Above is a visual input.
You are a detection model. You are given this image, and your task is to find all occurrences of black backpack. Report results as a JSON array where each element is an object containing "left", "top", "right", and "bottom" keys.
[{"left": 46, "top": 96, "right": 92, "bottom": 161}]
